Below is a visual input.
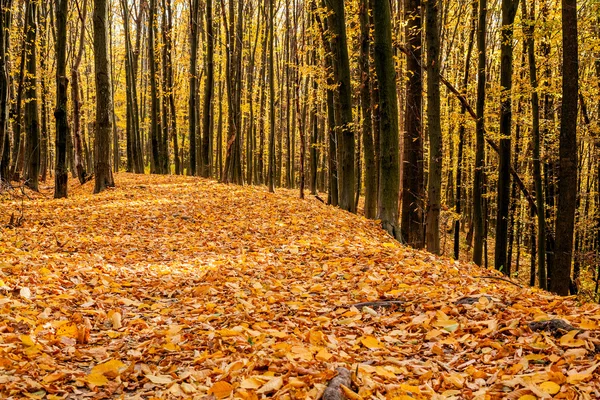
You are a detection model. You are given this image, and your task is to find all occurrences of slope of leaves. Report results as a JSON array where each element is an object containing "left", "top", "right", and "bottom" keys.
[{"left": 1, "top": 174, "right": 599, "bottom": 400}]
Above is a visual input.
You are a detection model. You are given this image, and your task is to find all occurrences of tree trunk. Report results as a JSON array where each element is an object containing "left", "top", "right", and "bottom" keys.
[
  {"left": 359, "top": 0, "right": 376, "bottom": 219},
  {"left": 373, "top": 0, "right": 400, "bottom": 238},
  {"left": 0, "top": 0, "right": 9, "bottom": 182},
  {"left": 93, "top": 0, "right": 115, "bottom": 193},
  {"left": 327, "top": 0, "right": 355, "bottom": 213},
  {"left": 454, "top": 0, "right": 477, "bottom": 260},
  {"left": 425, "top": 0, "right": 442, "bottom": 254},
  {"left": 552, "top": 0, "right": 578, "bottom": 295},
  {"left": 494, "top": 0, "right": 519, "bottom": 275},
  {"left": 523, "top": 0, "right": 546, "bottom": 289},
  {"left": 201, "top": 0, "right": 214, "bottom": 177},
  {"left": 402, "top": 0, "right": 424, "bottom": 247},
  {"left": 54, "top": 0, "right": 69, "bottom": 197},
  {"left": 473, "top": 0, "right": 487, "bottom": 266},
  {"left": 188, "top": 0, "right": 199, "bottom": 175}
]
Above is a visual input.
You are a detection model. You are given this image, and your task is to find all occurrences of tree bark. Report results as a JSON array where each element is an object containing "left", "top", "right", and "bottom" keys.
[
  {"left": 402, "top": 0, "right": 424, "bottom": 247},
  {"left": 54, "top": 0, "right": 69, "bottom": 198},
  {"left": 494, "top": 0, "right": 519, "bottom": 275},
  {"left": 327, "top": 0, "right": 355, "bottom": 213},
  {"left": 473, "top": 0, "right": 487, "bottom": 265},
  {"left": 359, "top": 0, "right": 376, "bottom": 219},
  {"left": 93, "top": 0, "right": 115, "bottom": 193},
  {"left": 552, "top": 0, "right": 578, "bottom": 295},
  {"left": 425, "top": 0, "right": 442, "bottom": 254},
  {"left": 373, "top": 0, "right": 400, "bottom": 238}
]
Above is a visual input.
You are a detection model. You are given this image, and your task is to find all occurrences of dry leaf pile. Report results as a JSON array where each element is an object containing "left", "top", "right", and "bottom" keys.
[{"left": 1, "top": 174, "right": 600, "bottom": 399}]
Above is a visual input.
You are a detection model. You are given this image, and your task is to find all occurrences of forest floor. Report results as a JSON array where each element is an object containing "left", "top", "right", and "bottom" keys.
[{"left": 1, "top": 174, "right": 600, "bottom": 400}]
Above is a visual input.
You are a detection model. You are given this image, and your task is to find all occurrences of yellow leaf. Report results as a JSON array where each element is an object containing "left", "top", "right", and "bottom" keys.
[
  {"left": 539, "top": 381, "right": 561, "bottom": 395},
  {"left": 361, "top": 336, "right": 383, "bottom": 349},
  {"left": 579, "top": 319, "right": 599, "bottom": 330},
  {"left": 145, "top": 374, "right": 173, "bottom": 385},
  {"left": 84, "top": 373, "right": 108, "bottom": 387},
  {"left": 315, "top": 348, "right": 333, "bottom": 361},
  {"left": 340, "top": 384, "right": 363, "bottom": 400},
  {"left": 219, "top": 328, "right": 243, "bottom": 337},
  {"left": 43, "top": 372, "right": 66, "bottom": 383},
  {"left": 90, "top": 359, "right": 125, "bottom": 378},
  {"left": 559, "top": 330, "right": 585, "bottom": 348},
  {"left": 209, "top": 381, "right": 233, "bottom": 399},
  {"left": 56, "top": 322, "right": 78, "bottom": 339},
  {"left": 517, "top": 396, "right": 536, "bottom": 400},
  {"left": 241, "top": 377, "right": 264, "bottom": 389},
  {"left": 257, "top": 376, "right": 283, "bottom": 394},
  {"left": 20, "top": 335, "right": 36, "bottom": 347}
]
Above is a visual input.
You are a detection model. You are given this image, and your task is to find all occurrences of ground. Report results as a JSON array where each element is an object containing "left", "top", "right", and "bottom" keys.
[{"left": 0, "top": 174, "right": 599, "bottom": 399}]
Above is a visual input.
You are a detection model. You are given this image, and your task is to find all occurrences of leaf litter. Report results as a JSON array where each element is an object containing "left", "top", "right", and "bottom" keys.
[{"left": 1, "top": 174, "right": 600, "bottom": 399}]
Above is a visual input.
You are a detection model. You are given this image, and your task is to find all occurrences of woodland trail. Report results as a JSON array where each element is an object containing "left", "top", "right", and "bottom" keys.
[{"left": 1, "top": 174, "right": 600, "bottom": 399}]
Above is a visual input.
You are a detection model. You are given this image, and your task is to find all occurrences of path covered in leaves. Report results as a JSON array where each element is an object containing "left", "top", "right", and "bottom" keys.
[{"left": 1, "top": 174, "right": 600, "bottom": 399}]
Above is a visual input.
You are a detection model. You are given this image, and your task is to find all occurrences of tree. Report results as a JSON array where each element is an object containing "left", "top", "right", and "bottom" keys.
[
  {"left": 522, "top": 0, "right": 546, "bottom": 289},
  {"left": 267, "top": 0, "right": 275, "bottom": 193},
  {"left": 373, "top": 0, "right": 399, "bottom": 237},
  {"left": 359, "top": 0, "right": 376, "bottom": 219},
  {"left": 402, "top": 0, "right": 424, "bottom": 247},
  {"left": 54, "top": 0, "right": 69, "bottom": 198},
  {"left": 188, "top": 0, "right": 199, "bottom": 176},
  {"left": 0, "top": 0, "right": 11, "bottom": 182},
  {"left": 494, "top": 0, "right": 520, "bottom": 275},
  {"left": 327, "top": 0, "right": 355, "bottom": 213},
  {"left": 552, "top": 0, "right": 578, "bottom": 295},
  {"left": 425, "top": 0, "right": 441, "bottom": 254},
  {"left": 454, "top": 0, "right": 477, "bottom": 260},
  {"left": 72, "top": 0, "right": 89, "bottom": 184},
  {"left": 24, "top": 0, "right": 40, "bottom": 191},
  {"left": 473, "top": 0, "right": 487, "bottom": 266},
  {"left": 148, "top": 0, "right": 162, "bottom": 174},
  {"left": 93, "top": 0, "right": 115, "bottom": 193},
  {"left": 201, "top": 0, "right": 214, "bottom": 178}
]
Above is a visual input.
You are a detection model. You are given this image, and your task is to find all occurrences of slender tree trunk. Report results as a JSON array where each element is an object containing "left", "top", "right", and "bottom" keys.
[
  {"left": 425, "top": 0, "right": 442, "bottom": 254},
  {"left": 523, "top": 0, "right": 546, "bottom": 289},
  {"left": 494, "top": 0, "right": 520, "bottom": 275},
  {"left": 201, "top": 0, "right": 214, "bottom": 177},
  {"left": 454, "top": 0, "right": 477, "bottom": 259},
  {"left": 473, "top": 0, "right": 487, "bottom": 265},
  {"left": 148, "top": 0, "right": 161, "bottom": 174},
  {"left": 54, "top": 0, "right": 69, "bottom": 197},
  {"left": 327, "top": 0, "right": 355, "bottom": 213},
  {"left": 188, "top": 0, "right": 199, "bottom": 175},
  {"left": 373, "top": 0, "right": 400, "bottom": 238},
  {"left": 552, "top": 0, "right": 578, "bottom": 295},
  {"left": 267, "top": 0, "right": 275, "bottom": 192},
  {"left": 93, "top": 0, "right": 115, "bottom": 193},
  {"left": 402, "top": 0, "right": 424, "bottom": 246},
  {"left": 359, "top": 0, "right": 376, "bottom": 218}
]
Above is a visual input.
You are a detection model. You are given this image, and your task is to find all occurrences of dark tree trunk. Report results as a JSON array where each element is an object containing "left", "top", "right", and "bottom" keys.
[
  {"left": 373, "top": 0, "right": 400, "bottom": 238},
  {"left": 402, "top": 0, "right": 424, "bottom": 247},
  {"left": 552, "top": 0, "right": 578, "bottom": 296},
  {"left": 425, "top": 0, "right": 442, "bottom": 254},
  {"left": 454, "top": 0, "right": 477, "bottom": 259},
  {"left": 54, "top": 0, "right": 69, "bottom": 198},
  {"left": 148, "top": 0, "right": 161, "bottom": 174},
  {"left": 93, "top": 0, "right": 115, "bottom": 193},
  {"left": 359, "top": 0, "right": 376, "bottom": 219},
  {"left": 494, "top": 0, "right": 519, "bottom": 275},
  {"left": 473, "top": 0, "right": 487, "bottom": 265},
  {"left": 188, "top": 0, "right": 199, "bottom": 175},
  {"left": 0, "top": 0, "right": 9, "bottom": 182},
  {"left": 523, "top": 0, "right": 546, "bottom": 289},
  {"left": 201, "top": 0, "right": 214, "bottom": 177},
  {"left": 327, "top": 0, "right": 355, "bottom": 213}
]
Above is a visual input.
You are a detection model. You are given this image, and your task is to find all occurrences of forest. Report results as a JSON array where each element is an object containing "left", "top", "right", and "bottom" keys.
[
  {"left": 1, "top": 0, "right": 600, "bottom": 397},
  {"left": 0, "top": 0, "right": 595, "bottom": 296}
]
